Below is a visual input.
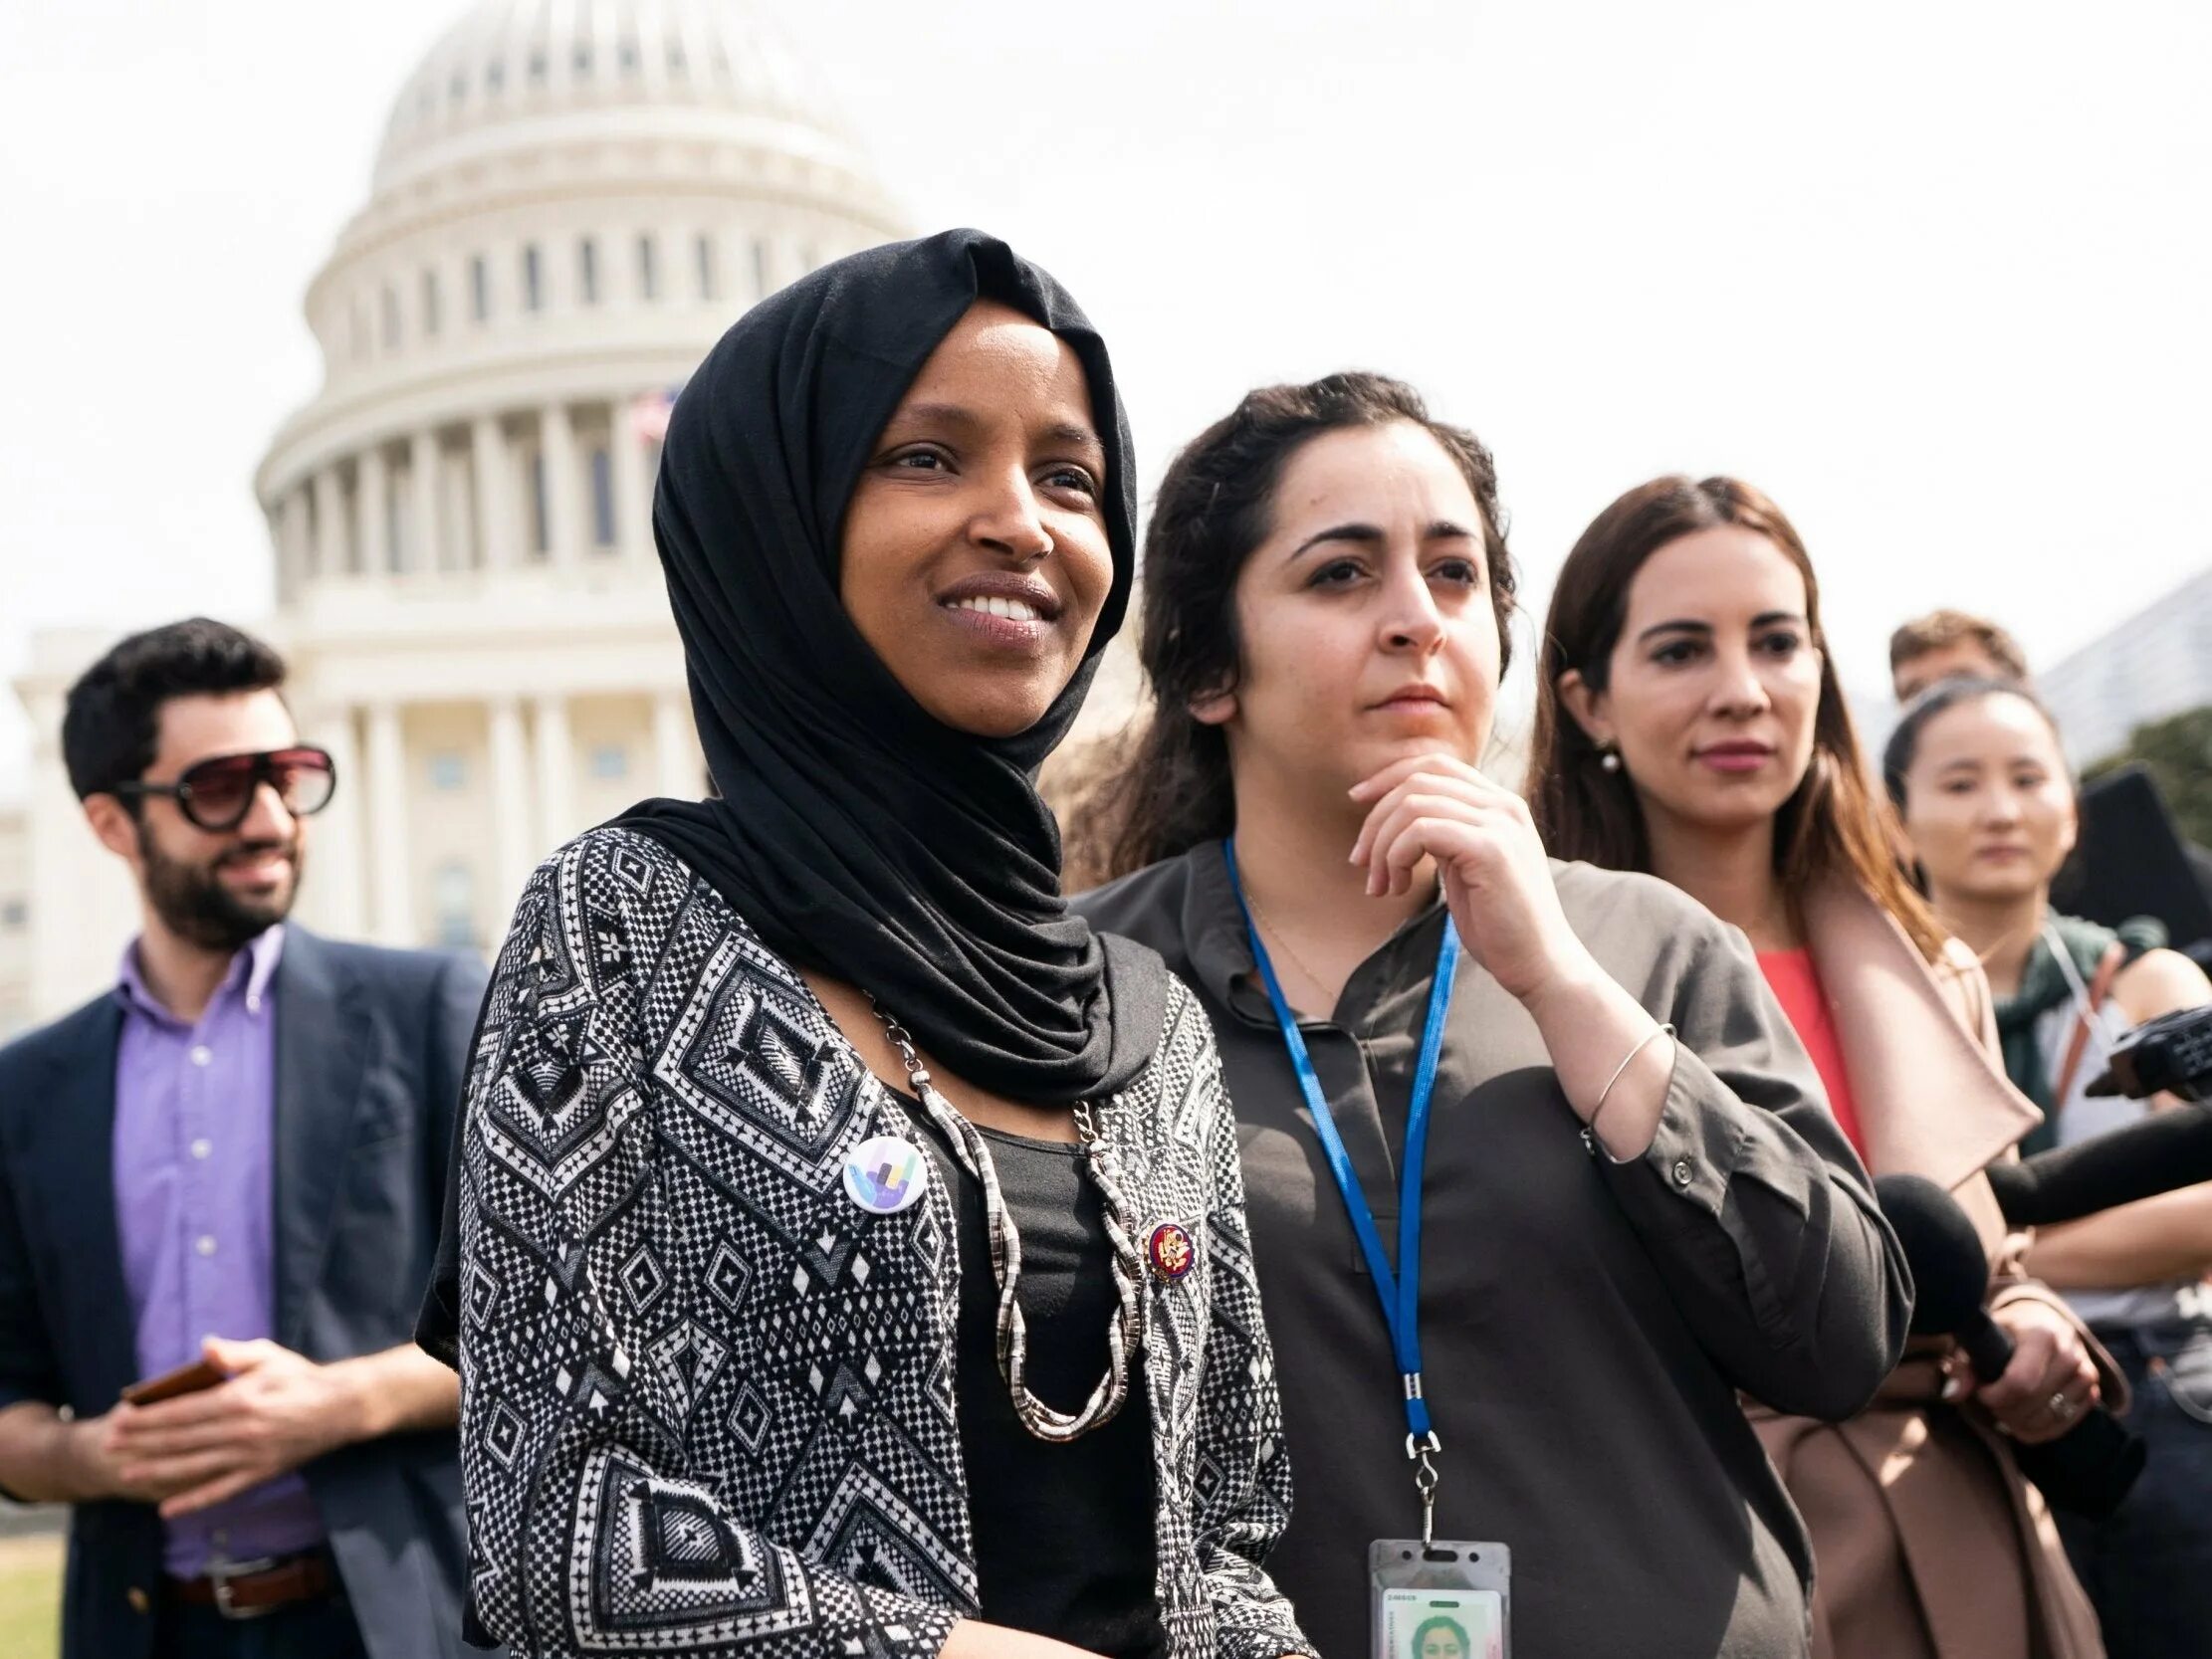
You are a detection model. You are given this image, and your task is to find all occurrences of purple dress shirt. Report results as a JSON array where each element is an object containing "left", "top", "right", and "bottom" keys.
[{"left": 113, "top": 925, "right": 326, "bottom": 1577}]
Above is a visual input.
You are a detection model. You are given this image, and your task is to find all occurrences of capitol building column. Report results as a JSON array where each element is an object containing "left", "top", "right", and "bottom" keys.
[
  {"left": 610, "top": 396, "right": 652, "bottom": 562},
  {"left": 313, "top": 470, "right": 346, "bottom": 578},
  {"left": 541, "top": 403, "right": 579, "bottom": 565},
  {"left": 310, "top": 703, "right": 368, "bottom": 937},
  {"left": 531, "top": 694, "right": 576, "bottom": 854},
  {"left": 354, "top": 445, "right": 389, "bottom": 575},
  {"left": 486, "top": 694, "right": 536, "bottom": 907},
  {"left": 363, "top": 700, "right": 414, "bottom": 943},
  {"left": 472, "top": 415, "right": 515, "bottom": 569},
  {"left": 409, "top": 430, "right": 443, "bottom": 574},
  {"left": 652, "top": 689, "right": 698, "bottom": 798},
  {"left": 20, "top": 680, "right": 138, "bottom": 1016},
  {"left": 275, "top": 489, "right": 310, "bottom": 605}
]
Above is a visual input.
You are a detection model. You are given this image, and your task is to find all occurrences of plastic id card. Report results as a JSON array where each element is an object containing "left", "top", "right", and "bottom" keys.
[{"left": 1370, "top": 1540, "right": 1510, "bottom": 1659}]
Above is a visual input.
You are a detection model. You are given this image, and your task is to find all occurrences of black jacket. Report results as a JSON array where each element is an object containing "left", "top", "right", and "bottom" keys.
[{"left": 0, "top": 927, "right": 486, "bottom": 1659}]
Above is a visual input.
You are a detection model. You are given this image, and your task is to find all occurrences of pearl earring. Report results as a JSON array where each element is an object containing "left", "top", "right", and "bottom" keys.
[{"left": 1599, "top": 746, "right": 1622, "bottom": 773}]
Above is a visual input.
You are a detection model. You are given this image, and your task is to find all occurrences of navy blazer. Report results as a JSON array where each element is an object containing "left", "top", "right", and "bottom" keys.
[{"left": 0, "top": 927, "right": 488, "bottom": 1659}]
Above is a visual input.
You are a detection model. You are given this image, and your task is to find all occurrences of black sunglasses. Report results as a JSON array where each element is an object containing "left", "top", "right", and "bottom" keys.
[{"left": 111, "top": 746, "right": 337, "bottom": 833}]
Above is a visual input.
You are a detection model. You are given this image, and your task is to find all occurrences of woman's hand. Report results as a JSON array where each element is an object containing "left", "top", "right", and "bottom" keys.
[
  {"left": 1955, "top": 1297, "right": 2101, "bottom": 1444},
  {"left": 1352, "top": 750, "right": 1672, "bottom": 1160},
  {"left": 1350, "top": 752, "right": 1598, "bottom": 1007}
]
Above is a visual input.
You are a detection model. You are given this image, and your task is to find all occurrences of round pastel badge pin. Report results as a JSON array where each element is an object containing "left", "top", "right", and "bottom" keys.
[
  {"left": 843, "top": 1136, "right": 929, "bottom": 1216},
  {"left": 1147, "top": 1221, "right": 1197, "bottom": 1282}
]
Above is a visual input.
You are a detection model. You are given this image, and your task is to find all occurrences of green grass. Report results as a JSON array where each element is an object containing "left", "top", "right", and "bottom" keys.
[{"left": 0, "top": 1537, "right": 62, "bottom": 1659}]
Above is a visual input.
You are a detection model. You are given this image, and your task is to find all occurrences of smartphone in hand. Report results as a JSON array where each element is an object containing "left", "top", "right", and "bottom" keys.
[{"left": 119, "top": 1356, "right": 227, "bottom": 1407}]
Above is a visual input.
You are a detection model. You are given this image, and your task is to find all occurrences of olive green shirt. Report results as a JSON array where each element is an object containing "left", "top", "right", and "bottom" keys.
[{"left": 1077, "top": 843, "right": 1909, "bottom": 1659}]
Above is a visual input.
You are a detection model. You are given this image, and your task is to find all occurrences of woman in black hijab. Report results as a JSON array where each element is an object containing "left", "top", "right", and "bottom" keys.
[{"left": 429, "top": 231, "right": 1313, "bottom": 1659}]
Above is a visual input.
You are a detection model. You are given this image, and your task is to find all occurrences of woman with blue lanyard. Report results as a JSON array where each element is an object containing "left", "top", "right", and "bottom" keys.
[{"left": 1073, "top": 373, "right": 1910, "bottom": 1659}]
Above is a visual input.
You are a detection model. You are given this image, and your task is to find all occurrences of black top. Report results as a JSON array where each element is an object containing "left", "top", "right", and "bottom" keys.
[
  {"left": 908, "top": 1100, "right": 1169, "bottom": 1659},
  {"left": 1078, "top": 843, "right": 1910, "bottom": 1659}
]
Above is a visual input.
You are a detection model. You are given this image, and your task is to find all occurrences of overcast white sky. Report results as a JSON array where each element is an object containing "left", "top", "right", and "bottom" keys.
[{"left": 4, "top": 0, "right": 2208, "bottom": 800}]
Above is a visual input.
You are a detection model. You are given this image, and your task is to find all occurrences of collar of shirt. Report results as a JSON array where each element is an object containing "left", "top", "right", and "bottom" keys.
[
  {"left": 1173, "top": 839, "right": 1447, "bottom": 1032},
  {"left": 114, "top": 923, "right": 287, "bottom": 1029}
]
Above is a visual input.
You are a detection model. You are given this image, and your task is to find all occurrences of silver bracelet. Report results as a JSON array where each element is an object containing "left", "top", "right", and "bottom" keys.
[{"left": 1585, "top": 1022, "right": 1675, "bottom": 1150}]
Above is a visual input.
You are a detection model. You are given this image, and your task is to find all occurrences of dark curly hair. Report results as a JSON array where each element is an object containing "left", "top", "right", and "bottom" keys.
[
  {"left": 1071, "top": 371, "right": 1516, "bottom": 882},
  {"left": 62, "top": 617, "right": 289, "bottom": 804}
]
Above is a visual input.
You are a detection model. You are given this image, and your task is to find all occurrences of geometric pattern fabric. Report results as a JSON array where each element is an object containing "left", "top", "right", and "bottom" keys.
[{"left": 456, "top": 829, "right": 1314, "bottom": 1658}]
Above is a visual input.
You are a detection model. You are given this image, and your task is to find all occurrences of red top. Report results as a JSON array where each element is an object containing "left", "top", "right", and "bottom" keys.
[{"left": 1757, "top": 947, "right": 1866, "bottom": 1156}]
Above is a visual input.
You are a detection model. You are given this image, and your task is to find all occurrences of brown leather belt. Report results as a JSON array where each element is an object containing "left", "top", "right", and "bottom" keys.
[{"left": 166, "top": 1551, "right": 335, "bottom": 1619}]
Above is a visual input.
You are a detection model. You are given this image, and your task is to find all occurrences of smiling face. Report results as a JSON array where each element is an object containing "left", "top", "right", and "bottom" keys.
[
  {"left": 1568, "top": 524, "right": 1824, "bottom": 842},
  {"left": 86, "top": 688, "right": 307, "bottom": 951},
  {"left": 1898, "top": 690, "right": 2077, "bottom": 908},
  {"left": 837, "top": 299, "right": 1115, "bottom": 739},
  {"left": 1197, "top": 422, "right": 1501, "bottom": 804}
]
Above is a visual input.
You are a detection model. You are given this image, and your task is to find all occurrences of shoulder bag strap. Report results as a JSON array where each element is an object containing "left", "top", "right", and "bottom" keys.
[{"left": 2052, "top": 941, "right": 2129, "bottom": 1109}]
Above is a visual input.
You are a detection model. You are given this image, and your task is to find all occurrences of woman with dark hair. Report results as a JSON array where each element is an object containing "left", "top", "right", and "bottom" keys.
[
  {"left": 1078, "top": 374, "right": 1906, "bottom": 1658},
  {"left": 421, "top": 232, "right": 1313, "bottom": 1659},
  {"left": 1888, "top": 675, "right": 2212, "bottom": 1656},
  {"left": 1528, "top": 475, "right": 2113, "bottom": 1659}
]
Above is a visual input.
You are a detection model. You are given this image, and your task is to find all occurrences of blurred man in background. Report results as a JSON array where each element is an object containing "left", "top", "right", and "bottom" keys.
[
  {"left": 0, "top": 619, "right": 484, "bottom": 1659},
  {"left": 1890, "top": 606, "right": 2031, "bottom": 701}
]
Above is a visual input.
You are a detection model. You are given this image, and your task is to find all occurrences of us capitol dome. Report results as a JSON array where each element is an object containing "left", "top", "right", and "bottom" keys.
[
  {"left": 7, "top": 0, "right": 908, "bottom": 1019},
  {"left": 254, "top": 0, "right": 907, "bottom": 949}
]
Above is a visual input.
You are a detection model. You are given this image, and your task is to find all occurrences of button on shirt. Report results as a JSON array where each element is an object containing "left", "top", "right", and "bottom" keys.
[{"left": 112, "top": 926, "right": 325, "bottom": 1577}]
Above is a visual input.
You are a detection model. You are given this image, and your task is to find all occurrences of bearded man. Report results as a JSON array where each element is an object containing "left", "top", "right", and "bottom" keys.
[{"left": 0, "top": 618, "right": 488, "bottom": 1659}]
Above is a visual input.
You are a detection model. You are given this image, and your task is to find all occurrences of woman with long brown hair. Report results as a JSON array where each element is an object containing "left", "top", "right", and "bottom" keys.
[
  {"left": 1528, "top": 474, "right": 2113, "bottom": 1659},
  {"left": 1075, "top": 375, "right": 1907, "bottom": 1659}
]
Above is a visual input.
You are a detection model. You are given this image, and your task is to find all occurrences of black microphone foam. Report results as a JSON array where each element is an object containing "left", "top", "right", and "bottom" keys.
[
  {"left": 1982, "top": 1101, "right": 2212, "bottom": 1226},
  {"left": 1877, "top": 1173, "right": 2014, "bottom": 1378},
  {"left": 1874, "top": 1173, "right": 2146, "bottom": 1521}
]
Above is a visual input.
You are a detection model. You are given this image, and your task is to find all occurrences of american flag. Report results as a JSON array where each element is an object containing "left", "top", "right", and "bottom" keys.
[{"left": 630, "top": 385, "right": 682, "bottom": 444}]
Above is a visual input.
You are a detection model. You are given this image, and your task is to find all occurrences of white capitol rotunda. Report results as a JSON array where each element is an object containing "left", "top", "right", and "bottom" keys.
[{"left": 6, "top": 0, "right": 910, "bottom": 1023}]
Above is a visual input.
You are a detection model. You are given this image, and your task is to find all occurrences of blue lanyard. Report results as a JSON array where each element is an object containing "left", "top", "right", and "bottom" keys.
[{"left": 1224, "top": 840, "right": 1458, "bottom": 1457}]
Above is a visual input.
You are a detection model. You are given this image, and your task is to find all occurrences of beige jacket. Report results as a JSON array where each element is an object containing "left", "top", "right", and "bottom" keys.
[{"left": 1751, "top": 880, "right": 2116, "bottom": 1659}]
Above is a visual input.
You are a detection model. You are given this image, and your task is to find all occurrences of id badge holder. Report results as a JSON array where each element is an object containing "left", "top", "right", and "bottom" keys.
[{"left": 1370, "top": 1540, "right": 1510, "bottom": 1659}]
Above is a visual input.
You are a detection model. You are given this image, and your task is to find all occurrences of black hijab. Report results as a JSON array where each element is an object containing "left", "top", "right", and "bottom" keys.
[
  {"left": 611, "top": 228, "right": 1163, "bottom": 1104},
  {"left": 419, "top": 232, "right": 1161, "bottom": 1376}
]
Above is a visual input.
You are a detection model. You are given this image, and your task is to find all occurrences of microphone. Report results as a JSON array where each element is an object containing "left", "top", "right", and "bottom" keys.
[
  {"left": 1982, "top": 1100, "right": 2212, "bottom": 1226},
  {"left": 1875, "top": 1174, "right": 2144, "bottom": 1520}
]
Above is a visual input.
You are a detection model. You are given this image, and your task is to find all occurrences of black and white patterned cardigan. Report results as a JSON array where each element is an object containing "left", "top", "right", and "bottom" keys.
[{"left": 453, "top": 828, "right": 1314, "bottom": 1659}]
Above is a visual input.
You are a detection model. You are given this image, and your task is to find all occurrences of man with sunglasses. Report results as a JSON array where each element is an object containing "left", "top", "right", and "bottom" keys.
[{"left": 0, "top": 619, "right": 487, "bottom": 1659}]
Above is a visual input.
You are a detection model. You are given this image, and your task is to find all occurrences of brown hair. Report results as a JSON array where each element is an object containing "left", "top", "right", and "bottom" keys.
[
  {"left": 1526, "top": 475, "right": 1948, "bottom": 962},
  {"left": 1068, "top": 371, "right": 1517, "bottom": 883},
  {"left": 63, "top": 617, "right": 289, "bottom": 806},
  {"left": 1887, "top": 608, "right": 2029, "bottom": 683}
]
